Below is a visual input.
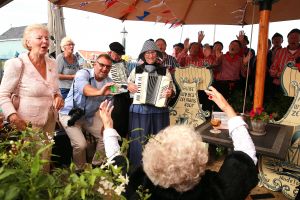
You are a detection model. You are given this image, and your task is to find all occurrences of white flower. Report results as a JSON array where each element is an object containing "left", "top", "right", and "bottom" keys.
[
  {"left": 97, "top": 187, "right": 106, "bottom": 195},
  {"left": 118, "top": 174, "right": 129, "bottom": 185},
  {"left": 99, "top": 179, "right": 113, "bottom": 190},
  {"left": 100, "top": 159, "right": 115, "bottom": 169},
  {"left": 114, "top": 185, "right": 125, "bottom": 195}
]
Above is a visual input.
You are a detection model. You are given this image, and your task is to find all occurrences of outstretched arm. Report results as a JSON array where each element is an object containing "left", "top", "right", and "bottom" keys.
[
  {"left": 99, "top": 100, "right": 121, "bottom": 160},
  {"left": 204, "top": 86, "right": 257, "bottom": 164}
]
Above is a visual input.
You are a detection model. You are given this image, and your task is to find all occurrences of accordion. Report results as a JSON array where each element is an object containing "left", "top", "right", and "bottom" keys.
[{"left": 133, "top": 72, "right": 171, "bottom": 107}]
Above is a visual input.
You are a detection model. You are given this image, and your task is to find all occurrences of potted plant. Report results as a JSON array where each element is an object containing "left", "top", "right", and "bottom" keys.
[{"left": 249, "top": 107, "right": 273, "bottom": 136}]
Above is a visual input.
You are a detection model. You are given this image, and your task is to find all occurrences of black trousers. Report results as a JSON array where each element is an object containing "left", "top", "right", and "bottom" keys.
[{"left": 111, "top": 92, "right": 132, "bottom": 138}]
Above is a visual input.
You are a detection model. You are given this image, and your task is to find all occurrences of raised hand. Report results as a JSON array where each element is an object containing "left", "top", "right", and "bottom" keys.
[
  {"left": 99, "top": 99, "right": 114, "bottom": 129},
  {"left": 237, "top": 30, "right": 245, "bottom": 42},
  {"left": 204, "top": 86, "right": 236, "bottom": 118},
  {"left": 198, "top": 31, "right": 205, "bottom": 43},
  {"left": 183, "top": 38, "right": 190, "bottom": 50}
]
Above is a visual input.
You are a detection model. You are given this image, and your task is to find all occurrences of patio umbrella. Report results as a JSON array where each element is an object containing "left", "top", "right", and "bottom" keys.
[
  {"left": 48, "top": 2, "right": 66, "bottom": 58},
  {"left": 0, "top": 0, "right": 12, "bottom": 8},
  {"left": 49, "top": 0, "right": 300, "bottom": 108},
  {"left": 48, "top": 0, "right": 299, "bottom": 25}
]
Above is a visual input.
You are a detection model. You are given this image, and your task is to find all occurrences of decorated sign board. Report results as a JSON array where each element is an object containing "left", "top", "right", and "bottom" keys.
[
  {"left": 169, "top": 66, "right": 212, "bottom": 127},
  {"left": 259, "top": 63, "right": 300, "bottom": 199},
  {"left": 281, "top": 62, "right": 300, "bottom": 97}
]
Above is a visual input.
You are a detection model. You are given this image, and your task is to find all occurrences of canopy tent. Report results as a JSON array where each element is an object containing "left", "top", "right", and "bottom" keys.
[
  {"left": 0, "top": 0, "right": 12, "bottom": 8},
  {"left": 48, "top": 0, "right": 299, "bottom": 25},
  {"left": 49, "top": 0, "right": 300, "bottom": 109}
]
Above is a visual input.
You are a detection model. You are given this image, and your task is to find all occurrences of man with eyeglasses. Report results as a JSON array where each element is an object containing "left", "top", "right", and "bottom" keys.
[
  {"left": 59, "top": 54, "right": 115, "bottom": 171},
  {"left": 108, "top": 42, "right": 131, "bottom": 139}
]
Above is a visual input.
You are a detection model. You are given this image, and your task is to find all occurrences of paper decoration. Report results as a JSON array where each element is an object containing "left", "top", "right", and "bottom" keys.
[
  {"left": 79, "top": 2, "right": 89, "bottom": 7},
  {"left": 104, "top": 0, "right": 118, "bottom": 10},
  {"left": 136, "top": 11, "right": 150, "bottom": 21},
  {"left": 161, "top": 9, "right": 171, "bottom": 14},
  {"left": 169, "top": 19, "right": 181, "bottom": 28},
  {"left": 148, "top": 0, "right": 165, "bottom": 10},
  {"left": 155, "top": 16, "right": 162, "bottom": 23}
]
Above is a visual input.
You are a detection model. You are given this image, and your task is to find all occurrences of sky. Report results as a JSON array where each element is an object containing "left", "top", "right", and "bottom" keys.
[{"left": 0, "top": 0, "right": 299, "bottom": 58}]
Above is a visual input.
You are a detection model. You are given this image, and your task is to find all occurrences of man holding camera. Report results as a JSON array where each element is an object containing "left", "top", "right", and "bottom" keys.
[{"left": 59, "top": 54, "right": 114, "bottom": 170}]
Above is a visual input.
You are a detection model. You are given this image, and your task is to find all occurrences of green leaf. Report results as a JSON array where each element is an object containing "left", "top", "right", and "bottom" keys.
[
  {"left": 81, "top": 189, "right": 86, "bottom": 200},
  {"left": 36, "top": 144, "right": 52, "bottom": 156},
  {"left": 64, "top": 184, "right": 72, "bottom": 198},
  {"left": 0, "top": 169, "right": 16, "bottom": 180},
  {"left": 4, "top": 185, "right": 20, "bottom": 200},
  {"left": 89, "top": 175, "right": 96, "bottom": 186},
  {"left": 31, "top": 155, "right": 40, "bottom": 177}
]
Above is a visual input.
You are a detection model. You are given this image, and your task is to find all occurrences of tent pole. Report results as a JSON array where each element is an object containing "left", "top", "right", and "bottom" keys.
[{"left": 253, "top": 0, "right": 273, "bottom": 109}]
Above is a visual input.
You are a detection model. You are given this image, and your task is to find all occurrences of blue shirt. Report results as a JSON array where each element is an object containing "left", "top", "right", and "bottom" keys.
[{"left": 60, "top": 68, "right": 113, "bottom": 124}]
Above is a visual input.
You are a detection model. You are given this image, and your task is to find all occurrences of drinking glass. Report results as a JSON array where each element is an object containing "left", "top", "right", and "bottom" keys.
[{"left": 210, "top": 114, "right": 221, "bottom": 134}]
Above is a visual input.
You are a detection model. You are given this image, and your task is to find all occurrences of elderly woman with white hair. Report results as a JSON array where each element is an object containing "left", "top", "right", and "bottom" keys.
[
  {"left": 56, "top": 36, "right": 80, "bottom": 99},
  {"left": 98, "top": 86, "right": 258, "bottom": 200},
  {"left": 0, "top": 24, "right": 64, "bottom": 132}
]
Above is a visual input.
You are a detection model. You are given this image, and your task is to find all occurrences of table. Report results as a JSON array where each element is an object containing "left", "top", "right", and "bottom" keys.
[{"left": 196, "top": 122, "right": 294, "bottom": 160}]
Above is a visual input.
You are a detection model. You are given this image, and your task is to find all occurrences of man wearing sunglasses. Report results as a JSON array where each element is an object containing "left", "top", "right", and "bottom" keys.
[{"left": 59, "top": 54, "right": 115, "bottom": 171}]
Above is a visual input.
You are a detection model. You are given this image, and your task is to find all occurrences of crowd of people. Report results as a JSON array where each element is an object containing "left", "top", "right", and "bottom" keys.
[{"left": 0, "top": 23, "right": 299, "bottom": 198}]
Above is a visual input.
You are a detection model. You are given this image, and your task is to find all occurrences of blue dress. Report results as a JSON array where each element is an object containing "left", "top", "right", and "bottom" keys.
[{"left": 129, "top": 104, "right": 170, "bottom": 167}]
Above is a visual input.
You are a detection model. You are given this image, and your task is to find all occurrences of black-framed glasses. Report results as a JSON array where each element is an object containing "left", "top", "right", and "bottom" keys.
[{"left": 96, "top": 61, "right": 112, "bottom": 69}]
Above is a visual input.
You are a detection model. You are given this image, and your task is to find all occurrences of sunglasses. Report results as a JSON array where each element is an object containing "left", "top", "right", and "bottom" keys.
[{"left": 96, "top": 61, "right": 112, "bottom": 69}]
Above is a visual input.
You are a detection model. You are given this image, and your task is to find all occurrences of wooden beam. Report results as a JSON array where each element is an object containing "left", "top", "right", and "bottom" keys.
[{"left": 253, "top": 0, "right": 273, "bottom": 109}]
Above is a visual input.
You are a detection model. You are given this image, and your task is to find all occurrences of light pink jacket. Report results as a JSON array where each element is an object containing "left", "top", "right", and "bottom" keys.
[{"left": 0, "top": 53, "right": 60, "bottom": 127}]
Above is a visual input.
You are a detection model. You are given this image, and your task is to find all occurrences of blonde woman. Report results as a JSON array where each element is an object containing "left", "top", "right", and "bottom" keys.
[
  {"left": 0, "top": 24, "right": 64, "bottom": 132},
  {"left": 56, "top": 36, "right": 80, "bottom": 99}
]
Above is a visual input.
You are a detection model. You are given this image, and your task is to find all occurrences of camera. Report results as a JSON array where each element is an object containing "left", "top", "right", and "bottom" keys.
[{"left": 67, "top": 107, "right": 84, "bottom": 126}]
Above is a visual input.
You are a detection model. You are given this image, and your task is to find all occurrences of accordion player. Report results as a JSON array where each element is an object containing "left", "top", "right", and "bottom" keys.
[{"left": 133, "top": 72, "right": 171, "bottom": 107}]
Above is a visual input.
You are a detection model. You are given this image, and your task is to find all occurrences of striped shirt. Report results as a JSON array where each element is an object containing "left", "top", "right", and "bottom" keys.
[
  {"left": 269, "top": 47, "right": 300, "bottom": 85},
  {"left": 160, "top": 53, "right": 179, "bottom": 73}
]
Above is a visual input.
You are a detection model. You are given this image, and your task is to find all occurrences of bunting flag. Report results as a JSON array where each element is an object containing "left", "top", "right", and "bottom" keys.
[
  {"left": 169, "top": 19, "right": 181, "bottom": 28},
  {"left": 121, "top": 5, "right": 135, "bottom": 15},
  {"left": 148, "top": 0, "right": 165, "bottom": 10},
  {"left": 172, "top": 21, "right": 182, "bottom": 28},
  {"left": 136, "top": 11, "right": 150, "bottom": 20},
  {"left": 103, "top": 0, "right": 118, "bottom": 11},
  {"left": 161, "top": 9, "right": 171, "bottom": 14}
]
